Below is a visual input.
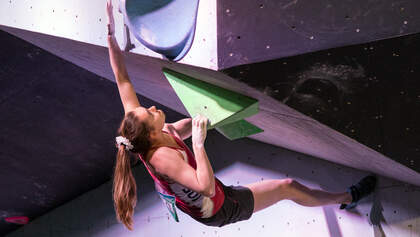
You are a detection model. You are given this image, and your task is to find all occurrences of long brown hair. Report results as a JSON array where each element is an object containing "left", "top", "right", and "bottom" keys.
[{"left": 113, "top": 111, "right": 151, "bottom": 230}]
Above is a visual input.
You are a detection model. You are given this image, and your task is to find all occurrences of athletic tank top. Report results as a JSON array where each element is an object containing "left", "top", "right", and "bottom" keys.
[{"left": 138, "top": 131, "right": 225, "bottom": 218}]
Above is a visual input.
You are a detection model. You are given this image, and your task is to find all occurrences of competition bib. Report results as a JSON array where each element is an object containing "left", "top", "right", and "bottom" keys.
[{"left": 155, "top": 183, "right": 179, "bottom": 222}]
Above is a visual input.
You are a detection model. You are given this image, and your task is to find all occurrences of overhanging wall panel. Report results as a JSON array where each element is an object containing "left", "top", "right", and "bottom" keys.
[{"left": 1, "top": 25, "right": 418, "bottom": 186}]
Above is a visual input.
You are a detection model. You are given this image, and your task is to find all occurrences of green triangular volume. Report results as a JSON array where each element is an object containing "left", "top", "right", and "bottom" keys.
[
  {"left": 216, "top": 119, "right": 264, "bottom": 140},
  {"left": 162, "top": 68, "right": 263, "bottom": 139}
]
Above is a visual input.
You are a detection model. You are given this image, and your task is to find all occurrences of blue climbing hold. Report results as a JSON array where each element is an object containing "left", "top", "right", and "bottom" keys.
[{"left": 120, "top": 0, "right": 200, "bottom": 61}]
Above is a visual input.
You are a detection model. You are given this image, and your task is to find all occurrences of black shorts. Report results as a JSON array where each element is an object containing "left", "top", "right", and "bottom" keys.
[{"left": 193, "top": 183, "right": 254, "bottom": 227}]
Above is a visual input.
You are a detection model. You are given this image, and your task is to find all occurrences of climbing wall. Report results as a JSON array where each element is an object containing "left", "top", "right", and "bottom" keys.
[
  {"left": 222, "top": 33, "right": 420, "bottom": 174},
  {"left": 1, "top": 23, "right": 419, "bottom": 187},
  {"left": 3, "top": 0, "right": 420, "bottom": 71},
  {"left": 5, "top": 131, "right": 420, "bottom": 237},
  {"left": 217, "top": 0, "right": 420, "bottom": 69},
  {"left": 1, "top": 1, "right": 420, "bottom": 235},
  {"left": 0, "top": 0, "right": 218, "bottom": 69}
]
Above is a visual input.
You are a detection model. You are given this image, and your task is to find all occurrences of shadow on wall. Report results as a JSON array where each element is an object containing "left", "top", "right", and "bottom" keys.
[
  {"left": 370, "top": 192, "right": 387, "bottom": 237},
  {"left": 7, "top": 130, "right": 420, "bottom": 236},
  {"left": 202, "top": 130, "right": 419, "bottom": 235},
  {"left": 76, "top": 131, "right": 420, "bottom": 236}
]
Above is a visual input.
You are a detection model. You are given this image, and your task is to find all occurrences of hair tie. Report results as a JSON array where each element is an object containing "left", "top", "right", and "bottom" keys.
[{"left": 115, "top": 136, "right": 134, "bottom": 151}]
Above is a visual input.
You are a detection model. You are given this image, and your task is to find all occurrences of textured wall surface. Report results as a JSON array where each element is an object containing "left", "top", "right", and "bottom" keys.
[
  {"left": 1, "top": 0, "right": 419, "bottom": 185},
  {"left": 1, "top": 25, "right": 418, "bottom": 187},
  {"left": 217, "top": 0, "right": 420, "bottom": 69},
  {"left": 223, "top": 33, "right": 420, "bottom": 174},
  {"left": 6, "top": 131, "right": 420, "bottom": 237},
  {"left": 1, "top": 1, "right": 420, "bottom": 236}
]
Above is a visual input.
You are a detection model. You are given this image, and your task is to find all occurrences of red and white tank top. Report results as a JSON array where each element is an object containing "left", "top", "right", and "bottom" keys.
[{"left": 138, "top": 131, "right": 225, "bottom": 218}]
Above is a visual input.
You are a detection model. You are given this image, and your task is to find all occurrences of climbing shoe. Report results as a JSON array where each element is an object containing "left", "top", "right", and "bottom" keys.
[{"left": 340, "top": 175, "right": 377, "bottom": 210}]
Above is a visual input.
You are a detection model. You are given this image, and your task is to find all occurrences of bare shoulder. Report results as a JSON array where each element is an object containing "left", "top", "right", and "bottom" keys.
[{"left": 148, "top": 146, "right": 183, "bottom": 174}]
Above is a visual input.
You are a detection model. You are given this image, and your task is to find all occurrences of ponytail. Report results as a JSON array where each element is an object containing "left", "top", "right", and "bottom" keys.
[
  {"left": 113, "top": 111, "right": 151, "bottom": 230},
  {"left": 113, "top": 145, "right": 137, "bottom": 230}
]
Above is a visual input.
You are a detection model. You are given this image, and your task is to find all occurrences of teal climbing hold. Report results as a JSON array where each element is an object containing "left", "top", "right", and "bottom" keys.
[{"left": 120, "top": 0, "right": 199, "bottom": 61}]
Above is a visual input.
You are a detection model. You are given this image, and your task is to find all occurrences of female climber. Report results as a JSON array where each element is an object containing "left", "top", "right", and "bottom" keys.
[{"left": 106, "top": 0, "right": 376, "bottom": 231}]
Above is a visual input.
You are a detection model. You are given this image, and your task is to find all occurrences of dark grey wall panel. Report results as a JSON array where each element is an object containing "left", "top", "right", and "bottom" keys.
[
  {"left": 223, "top": 32, "right": 420, "bottom": 174},
  {"left": 218, "top": 0, "right": 420, "bottom": 69}
]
